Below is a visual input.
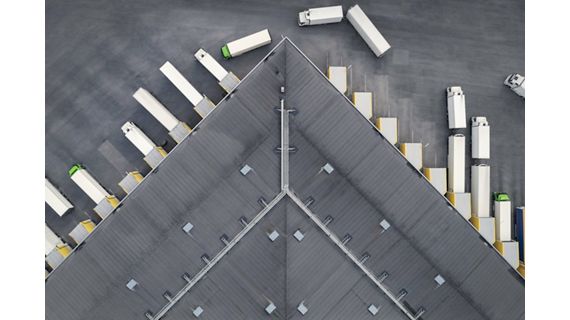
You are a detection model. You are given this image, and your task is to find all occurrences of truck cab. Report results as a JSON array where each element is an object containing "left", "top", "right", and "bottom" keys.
[
  {"left": 298, "top": 11, "right": 309, "bottom": 26},
  {"left": 493, "top": 192, "right": 511, "bottom": 202},
  {"left": 504, "top": 73, "right": 525, "bottom": 98}
]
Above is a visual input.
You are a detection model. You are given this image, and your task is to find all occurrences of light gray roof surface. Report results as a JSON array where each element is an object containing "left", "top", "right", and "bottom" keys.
[{"left": 46, "top": 39, "right": 523, "bottom": 320}]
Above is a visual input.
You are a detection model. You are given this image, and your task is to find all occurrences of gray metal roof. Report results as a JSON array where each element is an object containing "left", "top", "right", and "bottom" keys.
[{"left": 46, "top": 39, "right": 524, "bottom": 320}]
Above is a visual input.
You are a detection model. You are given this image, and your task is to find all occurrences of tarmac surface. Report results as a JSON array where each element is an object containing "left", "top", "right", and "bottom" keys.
[{"left": 46, "top": 0, "right": 524, "bottom": 244}]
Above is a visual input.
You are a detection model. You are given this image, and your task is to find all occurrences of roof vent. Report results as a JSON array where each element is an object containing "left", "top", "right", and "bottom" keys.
[
  {"left": 201, "top": 254, "right": 210, "bottom": 264},
  {"left": 182, "top": 222, "right": 194, "bottom": 234},
  {"left": 268, "top": 230, "right": 280, "bottom": 242},
  {"left": 378, "top": 271, "right": 389, "bottom": 283},
  {"left": 293, "top": 230, "right": 305, "bottom": 242},
  {"left": 265, "top": 302, "right": 277, "bottom": 314},
  {"left": 434, "top": 274, "right": 446, "bottom": 288},
  {"left": 323, "top": 215, "right": 334, "bottom": 226},
  {"left": 239, "top": 216, "right": 249, "bottom": 227},
  {"left": 342, "top": 234, "right": 352, "bottom": 245},
  {"left": 297, "top": 301, "right": 309, "bottom": 315},
  {"left": 220, "top": 234, "right": 230, "bottom": 246},
  {"left": 397, "top": 289, "right": 408, "bottom": 301},
  {"left": 322, "top": 163, "right": 335, "bottom": 174},
  {"left": 126, "top": 278, "right": 138, "bottom": 291},
  {"left": 360, "top": 252, "right": 371, "bottom": 264},
  {"left": 379, "top": 219, "right": 391, "bottom": 232},
  {"left": 368, "top": 304, "right": 380, "bottom": 315},
  {"left": 193, "top": 306, "right": 204, "bottom": 317},
  {"left": 240, "top": 164, "right": 253, "bottom": 176}
]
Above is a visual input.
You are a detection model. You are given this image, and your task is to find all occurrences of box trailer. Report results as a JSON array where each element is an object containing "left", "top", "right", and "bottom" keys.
[
  {"left": 69, "top": 220, "right": 96, "bottom": 245},
  {"left": 447, "top": 134, "right": 465, "bottom": 193},
  {"left": 221, "top": 29, "right": 272, "bottom": 59},
  {"left": 45, "top": 178, "right": 73, "bottom": 217},
  {"left": 133, "top": 88, "right": 192, "bottom": 143},
  {"left": 69, "top": 164, "right": 110, "bottom": 204},
  {"left": 45, "top": 224, "right": 63, "bottom": 255},
  {"left": 515, "top": 206, "right": 525, "bottom": 262},
  {"left": 446, "top": 86, "right": 466, "bottom": 129},
  {"left": 346, "top": 5, "right": 391, "bottom": 57},
  {"left": 118, "top": 171, "right": 144, "bottom": 194},
  {"left": 160, "top": 61, "right": 215, "bottom": 118},
  {"left": 45, "top": 244, "right": 72, "bottom": 269},
  {"left": 493, "top": 193, "right": 512, "bottom": 242},
  {"left": 504, "top": 73, "right": 525, "bottom": 98},
  {"left": 327, "top": 66, "right": 347, "bottom": 94},
  {"left": 471, "top": 164, "right": 491, "bottom": 217},
  {"left": 121, "top": 122, "right": 167, "bottom": 168},
  {"left": 446, "top": 192, "right": 471, "bottom": 220},
  {"left": 423, "top": 168, "right": 447, "bottom": 195},
  {"left": 352, "top": 92, "right": 373, "bottom": 119},
  {"left": 469, "top": 216, "right": 495, "bottom": 244},
  {"left": 400, "top": 143, "right": 422, "bottom": 170},
  {"left": 471, "top": 117, "right": 490, "bottom": 159},
  {"left": 194, "top": 49, "right": 240, "bottom": 93},
  {"left": 494, "top": 241, "right": 520, "bottom": 269},
  {"left": 298, "top": 5, "right": 343, "bottom": 26},
  {"left": 375, "top": 117, "right": 398, "bottom": 145}
]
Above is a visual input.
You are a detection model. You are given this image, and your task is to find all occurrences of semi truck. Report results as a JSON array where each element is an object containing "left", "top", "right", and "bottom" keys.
[
  {"left": 471, "top": 117, "right": 490, "bottom": 159},
  {"left": 400, "top": 143, "right": 422, "bottom": 170},
  {"left": 375, "top": 117, "right": 398, "bottom": 145},
  {"left": 446, "top": 86, "right": 466, "bottom": 129},
  {"left": 327, "top": 66, "right": 347, "bottom": 94},
  {"left": 121, "top": 122, "right": 167, "bottom": 168},
  {"left": 298, "top": 5, "right": 343, "bottom": 26},
  {"left": 493, "top": 192, "right": 512, "bottom": 242},
  {"left": 221, "top": 29, "right": 272, "bottom": 59},
  {"left": 471, "top": 164, "right": 491, "bottom": 217},
  {"left": 352, "top": 92, "right": 373, "bottom": 119},
  {"left": 346, "top": 5, "right": 391, "bottom": 57},
  {"left": 504, "top": 73, "right": 525, "bottom": 98},
  {"left": 194, "top": 49, "right": 240, "bottom": 93},
  {"left": 69, "top": 164, "right": 119, "bottom": 219},
  {"left": 447, "top": 134, "right": 465, "bottom": 193},
  {"left": 45, "top": 178, "right": 73, "bottom": 217},
  {"left": 133, "top": 88, "right": 192, "bottom": 143},
  {"left": 159, "top": 61, "right": 216, "bottom": 118}
]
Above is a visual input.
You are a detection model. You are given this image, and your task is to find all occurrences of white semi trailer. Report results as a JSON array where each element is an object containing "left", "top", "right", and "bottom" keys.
[
  {"left": 375, "top": 117, "right": 398, "bottom": 145},
  {"left": 346, "top": 5, "right": 391, "bottom": 57},
  {"left": 194, "top": 49, "right": 240, "bottom": 93},
  {"left": 471, "top": 117, "right": 490, "bottom": 159},
  {"left": 471, "top": 164, "right": 491, "bottom": 217},
  {"left": 45, "top": 178, "right": 73, "bottom": 217},
  {"left": 327, "top": 66, "right": 347, "bottom": 94},
  {"left": 400, "top": 143, "right": 422, "bottom": 170},
  {"left": 504, "top": 73, "right": 525, "bottom": 98},
  {"left": 221, "top": 29, "right": 272, "bottom": 59},
  {"left": 68, "top": 164, "right": 119, "bottom": 219},
  {"left": 133, "top": 88, "right": 192, "bottom": 143},
  {"left": 45, "top": 224, "right": 63, "bottom": 255},
  {"left": 121, "top": 121, "right": 167, "bottom": 168},
  {"left": 352, "top": 92, "right": 373, "bottom": 119},
  {"left": 298, "top": 5, "right": 343, "bottom": 26},
  {"left": 447, "top": 134, "right": 465, "bottom": 193},
  {"left": 446, "top": 86, "right": 466, "bottom": 129},
  {"left": 159, "top": 61, "right": 216, "bottom": 118}
]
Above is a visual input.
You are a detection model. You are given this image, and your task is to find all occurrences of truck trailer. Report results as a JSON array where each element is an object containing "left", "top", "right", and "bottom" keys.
[
  {"left": 195, "top": 49, "right": 240, "bottom": 93},
  {"left": 45, "top": 178, "right": 73, "bottom": 217},
  {"left": 118, "top": 171, "right": 144, "bottom": 194},
  {"left": 515, "top": 206, "right": 525, "bottom": 262},
  {"left": 447, "top": 134, "right": 465, "bottom": 193},
  {"left": 423, "top": 168, "right": 447, "bottom": 195},
  {"left": 121, "top": 121, "right": 167, "bottom": 169},
  {"left": 471, "top": 117, "right": 490, "bottom": 159},
  {"left": 400, "top": 143, "right": 422, "bottom": 170},
  {"left": 446, "top": 192, "right": 471, "bottom": 220},
  {"left": 327, "top": 66, "right": 347, "bottom": 94},
  {"left": 446, "top": 86, "right": 467, "bottom": 129},
  {"left": 352, "top": 92, "right": 373, "bottom": 119},
  {"left": 45, "top": 244, "right": 72, "bottom": 269},
  {"left": 69, "top": 219, "right": 97, "bottom": 245},
  {"left": 298, "top": 5, "right": 343, "bottom": 26},
  {"left": 69, "top": 164, "right": 119, "bottom": 219},
  {"left": 133, "top": 88, "right": 192, "bottom": 143},
  {"left": 221, "top": 29, "right": 272, "bottom": 59},
  {"left": 45, "top": 224, "right": 63, "bottom": 255},
  {"left": 471, "top": 164, "right": 491, "bottom": 217},
  {"left": 493, "top": 192, "right": 512, "bottom": 242},
  {"left": 346, "top": 5, "right": 391, "bottom": 57},
  {"left": 375, "top": 117, "right": 398, "bottom": 145},
  {"left": 159, "top": 61, "right": 215, "bottom": 118}
]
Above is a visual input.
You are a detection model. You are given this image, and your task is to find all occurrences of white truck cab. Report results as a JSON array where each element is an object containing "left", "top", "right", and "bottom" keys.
[
  {"left": 298, "top": 5, "right": 343, "bottom": 26},
  {"left": 504, "top": 73, "right": 525, "bottom": 98}
]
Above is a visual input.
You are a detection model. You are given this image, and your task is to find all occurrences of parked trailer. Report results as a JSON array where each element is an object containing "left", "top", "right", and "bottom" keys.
[
  {"left": 504, "top": 73, "right": 525, "bottom": 98},
  {"left": 327, "top": 66, "right": 347, "bottom": 94},
  {"left": 298, "top": 5, "right": 344, "bottom": 26},
  {"left": 69, "top": 164, "right": 110, "bottom": 204},
  {"left": 471, "top": 117, "right": 490, "bottom": 159},
  {"left": 375, "top": 117, "right": 398, "bottom": 145},
  {"left": 446, "top": 192, "right": 471, "bottom": 220},
  {"left": 69, "top": 220, "right": 96, "bottom": 245},
  {"left": 447, "top": 134, "right": 465, "bottom": 193},
  {"left": 45, "top": 178, "right": 73, "bottom": 217},
  {"left": 45, "top": 224, "right": 63, "bottom": 255},
  {"left": 194, "top": 49, "right": 241, "bottom": 93},
  {"left": 469, "top": 216, "right": 495, "bottom": 244},
  {"left": 133, "top": 88, "right": 192, "bottom": 143},
  {"left": 352, "top": 92, "right": 373, "bottom": 119},
  {"left": 160, "top": 61, "right": 216, "bottom": 118},
  {"left": 471, "top": 164, "right": 491, "bottom": 217},
  {"left": 221, "top": 29, "right": 272, "bottom": 59},
  {"left": 493, "top": 192, "right": 512, "bottom": 242},
  {"left": 118, "top": 171, "right": 144, "bottom": 194},
  {"left": 400, "top": 143, "right": 422, "bottom": 170},
  {"left": 515, "top": 206, "right": 525, "bottom": 262},
  {"left": 446, "top": 86, "right": 466, "bottom": 129},
  {"left": 45, "top": 244, "right": 72, "bottom": 269},
  {"left": 423, "top": 168, "right": 447, "bottom": 195},
  {"left": 346, "top": 5, "right": 391, "bottom": 57},
  {"left": 121, "top": 122, "right": 167, "bottom": 168},
  {"left": 494, "top": 241, "right": 520, "bottom": 269}
]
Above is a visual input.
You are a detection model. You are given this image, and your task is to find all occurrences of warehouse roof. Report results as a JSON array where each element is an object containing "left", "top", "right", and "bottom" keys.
[{"left": 46, "top": 38, "right": 524, "bottom": 320}]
